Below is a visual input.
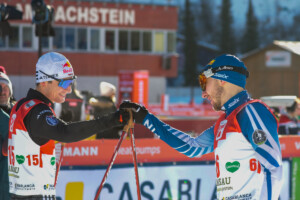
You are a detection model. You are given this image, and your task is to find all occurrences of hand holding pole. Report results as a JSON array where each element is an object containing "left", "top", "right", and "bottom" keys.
[{"left": 94, "top": 109, "right": 142, "bottom": 200}]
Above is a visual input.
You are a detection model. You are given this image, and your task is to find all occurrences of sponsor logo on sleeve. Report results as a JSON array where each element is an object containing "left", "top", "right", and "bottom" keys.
[
  {"left": 46, "top": 115, "right": 59, "bottom": 126},
  {"left": 37, "top": 110, "right": 52, "bottom": 119},
  {"left": 252, "top": 129, "right": 267, "bottom": 145},
  {"left": 25, "top": 100, "right": 36, "bottom": 109}
]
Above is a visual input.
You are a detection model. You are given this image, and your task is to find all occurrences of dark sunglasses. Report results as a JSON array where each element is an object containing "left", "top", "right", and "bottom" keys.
[
  {"left": 39, "top": 71, "right": 76, "bottom": 89},
  {"left": 198, "top": 66, "right": 249, "bottom": 91}
]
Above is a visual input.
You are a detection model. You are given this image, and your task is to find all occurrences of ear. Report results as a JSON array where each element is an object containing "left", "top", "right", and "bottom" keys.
[
  {"left": 40, "top": 82, "right": 46, "bottom": 86},
  {"left": 219, "top": 80, "right": 227, "bottom": 86},
  {"left": 39, "top": 82, "right": 48, "bottom": 88}
]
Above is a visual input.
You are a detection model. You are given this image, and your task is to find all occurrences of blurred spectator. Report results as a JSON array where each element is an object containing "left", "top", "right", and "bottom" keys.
[
  {"left": 0, "top": 66, "right": 7, "bottom": 74},
  {"left": 0, "top": 108, "right": 10, "bottom": 200},
  {"left": 0, "top": 72, "right": 16, "bottom": 114},
  {"left": 271, "top": 107, "right": 281, "bottom": 121},
  {"left": 279, "top": 98, "right": 300, "bottom": 135},
  {"left": 54, "top": 80, "right": 85, "bottom": 122},
  {"left": 89, "top": 82, "right": 120, "bottom": 139},
  {"left": 0, "top": 67, "right": 11, "bottom": 199},
  {"left": 81, "top": 90, "right": 95, "bottom": 120}
]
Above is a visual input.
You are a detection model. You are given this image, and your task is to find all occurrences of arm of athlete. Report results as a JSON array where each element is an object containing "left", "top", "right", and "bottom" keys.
[
  {"left": 25, "top": 104, "right": 128, "bottom": 144},
  {"left": 120, "top": 101, "right": 215, "bottom": 158},
  {"left": 237, "top": 102, "right": 282, "bottom": 171}
]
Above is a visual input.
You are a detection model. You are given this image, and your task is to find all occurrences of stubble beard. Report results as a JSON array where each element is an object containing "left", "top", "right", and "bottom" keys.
[{"left": 212, "top": 86, "right": 224, "bottom": 111}]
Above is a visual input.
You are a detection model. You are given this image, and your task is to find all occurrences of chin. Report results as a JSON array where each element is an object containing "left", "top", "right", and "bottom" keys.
[
  {"left": 212, "top": 104, "right": 222, "bottom": 111},
  {"left": 56, "top": 98, "right": 65, "bottom": 104}
]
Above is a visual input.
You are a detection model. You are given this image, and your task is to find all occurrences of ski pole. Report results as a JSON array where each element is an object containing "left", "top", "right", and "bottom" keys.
[
  {"left": 94, "top": 110, "right": 133, "bottom": 200},
  {"left": 94, "top": 130, "right": 127, "bottom": 200},
  {"left": 129, "top": 127, "right": 142, "bottom": 200},
  {"left": 54, "top": 142, "right": 65, "bottom": 187}
]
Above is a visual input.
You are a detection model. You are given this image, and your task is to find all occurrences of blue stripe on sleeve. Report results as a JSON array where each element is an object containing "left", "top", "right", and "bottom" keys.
[
  {"left": 255, "top": 147, "right": 280, "bottom": 167},
  {"left": 265, "top": 169, "right": 272, "bottom": 200},
  {"left": 143, "top": 113, "right": 215, "bottom": 157},
  {"left": 237, "top": 102, "right": 281, "bottom": 170}
]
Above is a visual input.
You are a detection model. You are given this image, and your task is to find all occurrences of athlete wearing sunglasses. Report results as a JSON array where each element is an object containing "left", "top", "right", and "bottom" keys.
[
  {"left": 8, "top": 52, "right": 130, "bottom": 199},
  {"left": 39, "top": 70, "right": 77, "bottom": 89},
  {"left": 199, "top": 65, "right": 249, "bottom": 91},
  {"left": 120, "top": 54, "right": 283, "bottom": 200}
]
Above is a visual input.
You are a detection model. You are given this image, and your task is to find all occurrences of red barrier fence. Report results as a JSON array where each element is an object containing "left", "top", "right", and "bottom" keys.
[{"left": 61, "top": 136, "right": 300, "bottom": 166}]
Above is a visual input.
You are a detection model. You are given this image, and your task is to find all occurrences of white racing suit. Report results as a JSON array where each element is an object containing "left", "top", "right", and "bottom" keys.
[{"left": 141, "top": 90, "right": 282, "bottom": 200}]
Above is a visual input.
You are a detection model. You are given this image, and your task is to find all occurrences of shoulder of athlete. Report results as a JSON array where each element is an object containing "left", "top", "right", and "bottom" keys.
[
  {"left": 237, "top": 102, "right": 278, "bottom": 141},
  {"left": 24, "top": 103, "right": 56, "bottom": 129}
]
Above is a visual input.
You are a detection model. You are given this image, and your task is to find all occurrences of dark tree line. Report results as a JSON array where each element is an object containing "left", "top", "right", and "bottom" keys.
[
  {"left": 180, "top": 0, "right": 260, "bottom": 86},
  {"left": 183, "top": 0, "right": 198, "bottom": 100},
  {"left": 179, "top": 0, "right": 300, "bottom": 86}
]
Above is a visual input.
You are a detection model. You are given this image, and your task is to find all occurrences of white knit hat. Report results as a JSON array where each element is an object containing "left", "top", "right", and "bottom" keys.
[
  {"left": 36, "top": 52, "right": 75, "bottom": 83},
  {"left": 0, "top": 72, "right": 13, "bottom": 96},
  {"left": 100, "top": 82, "right": 116, "bottom": 97}
]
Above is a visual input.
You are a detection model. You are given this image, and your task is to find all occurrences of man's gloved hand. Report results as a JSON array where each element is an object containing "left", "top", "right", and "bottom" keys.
[
  {"left": 113, "top": 109, "right": 130, "bottom": 126},
  {"left": 119, "top": 101, "right": 149, "bottom": 124}
]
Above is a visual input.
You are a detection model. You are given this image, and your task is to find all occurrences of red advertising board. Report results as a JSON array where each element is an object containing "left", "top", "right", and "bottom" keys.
[
  {"left": 8, "top": 0, "right": 178, "bottom": 29},
  {"left": 61, "top": 136, "right": 300, "bottom": 166},
  {"left": 118, "top": 70, "right": 149, "bottom": 106}
]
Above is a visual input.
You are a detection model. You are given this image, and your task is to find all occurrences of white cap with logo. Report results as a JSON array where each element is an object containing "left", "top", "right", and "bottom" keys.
[{"left": 36, "top": 52, "right": 75, "bottom": 83}]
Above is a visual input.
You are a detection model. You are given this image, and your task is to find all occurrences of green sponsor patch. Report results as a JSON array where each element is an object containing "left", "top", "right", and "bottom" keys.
[
  {"left": 16, "top": 155, "right": 25, "bottom": 165},
  {"left": 226, "top": 161, "right": 240, "bottom": 173},
  {"left": 50, "top": 157, "right": 56, "bottom": 166}
]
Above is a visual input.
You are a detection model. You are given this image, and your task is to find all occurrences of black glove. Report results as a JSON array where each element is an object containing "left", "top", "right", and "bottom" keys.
[
  {"left": 113, "top": 109, "right": 130, "bottom": 126},
  {"left": 119, "top": 101, "right": 149, "bottom": 124}
]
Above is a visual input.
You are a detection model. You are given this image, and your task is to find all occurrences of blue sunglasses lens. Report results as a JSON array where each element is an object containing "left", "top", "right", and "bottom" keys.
[{"left": 58, "top": 79, "right": 73, "bottom": 89}]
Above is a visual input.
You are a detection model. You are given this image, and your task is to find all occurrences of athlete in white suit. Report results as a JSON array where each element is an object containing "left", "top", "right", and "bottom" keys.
[{"left": 121, "top": 54, "right": 283, "bottom": 200}]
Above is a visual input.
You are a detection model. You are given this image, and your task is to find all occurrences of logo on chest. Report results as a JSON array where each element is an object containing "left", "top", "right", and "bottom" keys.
[
  {"left": 226, "top": 161, "right": 240, "bottom": 173},
  {"left": 216, "top": 120, "right": 227, "bottom": 140}
]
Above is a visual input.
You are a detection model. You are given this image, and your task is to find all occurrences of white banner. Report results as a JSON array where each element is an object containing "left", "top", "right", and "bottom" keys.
[
  {"left": 56, "top": 161, "right": 290, "bottom": 200},
  {"left": 265, "top": 51, "right": 291, "bottom": 67}
]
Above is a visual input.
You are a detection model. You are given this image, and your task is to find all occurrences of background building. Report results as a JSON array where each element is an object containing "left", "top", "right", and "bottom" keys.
[
  {"left": 0, "top": 0, "right": 178, "bottom": 103},
  {"left": 243, "top": 40, "right": 300, "bottom": 98}
]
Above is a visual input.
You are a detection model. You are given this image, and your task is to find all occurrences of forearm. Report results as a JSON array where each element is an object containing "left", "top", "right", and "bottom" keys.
[
  {"left": 50, "top": 117, "right": 121, "bottom": 143},
  {"left": 28, "top": 109, "right": 122, "bottom": 143},
  {"left": 142, "top": 113, "right": 214, "bottom": 157}
]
